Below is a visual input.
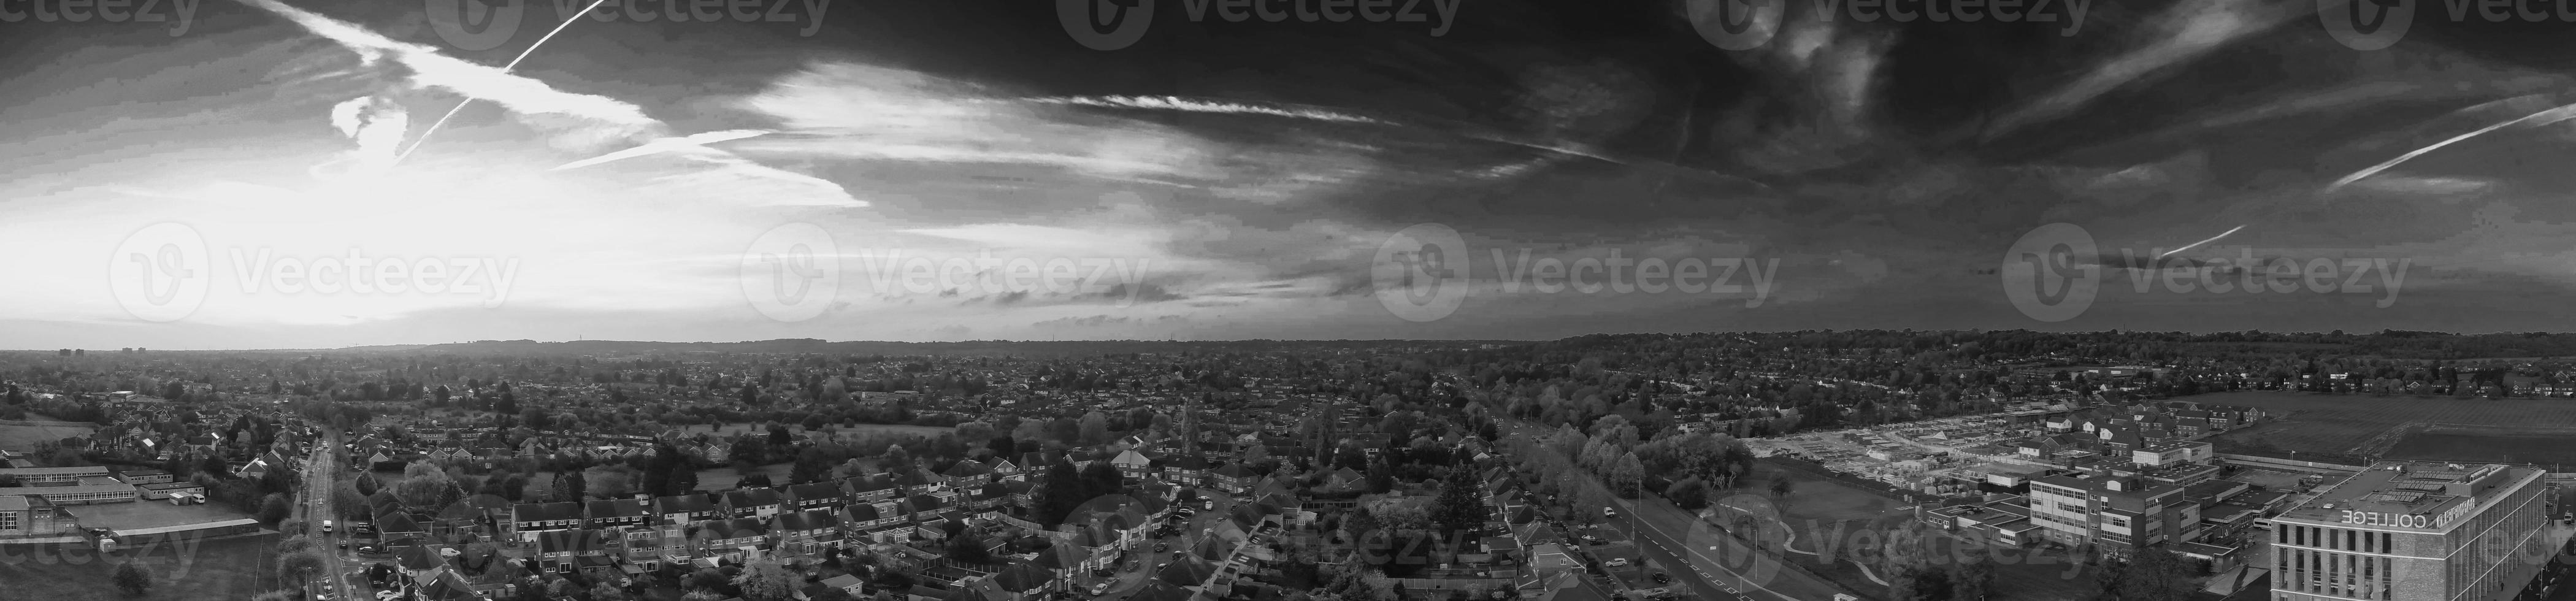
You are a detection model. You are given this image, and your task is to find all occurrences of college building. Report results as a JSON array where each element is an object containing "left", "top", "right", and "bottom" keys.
[{"left": 2267, "top": 462, "right": 2556, "bottom": 601}]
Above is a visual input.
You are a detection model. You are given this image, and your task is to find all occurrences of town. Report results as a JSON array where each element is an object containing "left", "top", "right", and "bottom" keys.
[{"left": 6, "top": 331, "right": 2576, "bottom": 601}]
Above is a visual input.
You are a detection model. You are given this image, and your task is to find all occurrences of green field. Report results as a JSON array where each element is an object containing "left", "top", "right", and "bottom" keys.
[
  {"left": 0, "top": 533, "right": 278, "bottom": 601},
  {"left": 0, "top": 421, "right": 97, "bottom": 452},
  {"left": 1728, "top": 461, "right": 2096, "bottom": 601},
  {"left": 2193, "top": 391, "right": 2576, "bottom": 461}
]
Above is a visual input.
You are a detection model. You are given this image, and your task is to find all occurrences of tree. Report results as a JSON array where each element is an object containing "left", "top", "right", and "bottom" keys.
[
  {"left": 734, "top": 558, "right": 800, "bottom": 601},
  {"left": 1605, "top": 452, "right": 1644, "bottom": 498},
  {"left": 1665, "top": 477, "right": 1710, "bottom": 510},
  {"left": 113, "top": 561, "right": 152, "bottom": 595},
  {"left": 1951, "top": 557, "right": 1996, "bottom": 601},
  {"left": 945, "top": 532, "right": 993, "bottom": 565},
  {"left": 353, "top": 473, "right": 379, "bottom": 496},
  {"left": 258, "top": 493, "right": 293, "bottom": 524},
  {"left": 590, "top": 581, "right": 633, "bottom": 601},
  {"left": 278, "top": 549, "right": 325, "bottom": 585},
  {"left": 399, "top": 470, "right": 458, "bottom": 509},
  {"left": 1769, "top": 478, "right": 1793, "bottom": 500},
  {"left": 585, "top": 465, "right": 638, "bottom": 499},
  {"left": 1428, "top": 466, "right": 1484, "bottom": 536},
  {"left": 1890, "top": 564, "right": 1952, "bottom": 601},
  {"left": 669, "top": 463, "right": 700, "bottom": 495},
  {"left": 1078, "top": 412, "right": 1110, "bottom": 445}
]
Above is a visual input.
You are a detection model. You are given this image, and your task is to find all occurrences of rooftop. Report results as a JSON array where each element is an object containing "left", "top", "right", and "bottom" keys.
[{"left": 2277, "top": 462, "right": 2534, "bottom": 531}]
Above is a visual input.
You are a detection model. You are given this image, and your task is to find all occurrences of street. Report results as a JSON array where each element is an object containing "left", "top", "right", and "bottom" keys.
[
  {"left": 301, "top": 427, "right": 356, "bottom": 601},
  {"left": 1091, "top": 491, "right": 1238, "bottom": 601},
  {"left": 1505, "top": 421, "right": 1856, "bottom": 601}
]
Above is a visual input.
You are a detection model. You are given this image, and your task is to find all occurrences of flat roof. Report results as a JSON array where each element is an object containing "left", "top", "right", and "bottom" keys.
[
  {"left": 21, "top": 484, "right": 140, "bottom": 496},
  {"left": 2275, "top": 462, "right": 2536, "bottom": 531},
  {"left": 0, "top": 466, "right": 111, "bottom": 476}
]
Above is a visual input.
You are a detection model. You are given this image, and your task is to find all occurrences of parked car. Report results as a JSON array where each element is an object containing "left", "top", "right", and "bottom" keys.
[
  {"left": 1652, "top": 572, "right": 1671, "bottom": 584},
  {"left": 1604, "top": 557, "right": 1631, "bottom": 567},
  {"left": 1603, "top": 508, "right": 1618, "bottom": 519},
  {"left": 1091, "top": 578, "right": 1118, "bottom": 595}
]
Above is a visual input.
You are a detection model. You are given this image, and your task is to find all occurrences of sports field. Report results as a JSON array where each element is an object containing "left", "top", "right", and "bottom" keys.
[
  {"left": 2195, "top": 390, "right": 2576, "bottom": 462},
  {"left": 0, "top": 421, "right": 97, "bottom": 452},
  {"left": 0, "top": 532, "right": 278, "bottom": 601}
]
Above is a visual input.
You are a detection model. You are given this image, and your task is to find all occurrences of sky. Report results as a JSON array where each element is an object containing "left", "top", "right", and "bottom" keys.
[{"left": 7, "top": 0, "right": 2576, "bottom": 349}]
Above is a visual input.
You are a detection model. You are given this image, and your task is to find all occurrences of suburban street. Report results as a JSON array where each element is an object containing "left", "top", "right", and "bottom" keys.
[
  {"left": 1504, "top": 421, "right": 1855, "bottom": 601},
  {"left": 302, "top": 427, "right": 355, "bottom": 601},
  {"left": 1092, "top": 491, "right": 1238, "bottom": 601}
]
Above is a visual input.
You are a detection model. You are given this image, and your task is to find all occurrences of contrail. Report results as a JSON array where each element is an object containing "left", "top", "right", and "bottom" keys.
[
  {"left": 2158, "top": 224, "right": 2247, "bottom": 259},
  {"left": 553, "top": 129, "right": 773, "bottom": 170},
  {"left": 391, "top": 0, "right": 615, "bottom": 168},
  {"left": 2326, "top": 101, "right": 2576, "bottom": 193}
]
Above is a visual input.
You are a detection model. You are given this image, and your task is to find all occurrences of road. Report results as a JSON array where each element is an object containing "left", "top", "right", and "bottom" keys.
[
  {"left": 1093, "top": 492, "right": 1239, "bottom": 601},
  {"left": 301, "top": 427, "right": 355, "bottom": 601},
  {"left": 1505, "top": 421, "right": 1856, "bottom": 601}
]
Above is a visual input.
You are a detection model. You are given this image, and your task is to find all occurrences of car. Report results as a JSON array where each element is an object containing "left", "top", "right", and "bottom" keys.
[
  {"left": 339, "top": 539, "right": 350, "bottom": 549},
  {"left": 1156, "top": 562, "right": 1168, "bottom": 570},
  {"left": 1603, "top": 508, "right": 1618, "bottom": 519},
  {"left": 1154, "top": 543, "right": 1170, "bottom": 553},
  {"left": 356, "top": 545, "right": 386, "bottom": 555},
  {"left": 1091, "top": 578, "right": 1117, "bottom": 595},
  {"left": 1652, "top": 572, "right": 1671, "bottom": 584},
  {"left": 1604, "top": 558, "right": 1630, "bottom": 567},
  {"left": 1582, "top": 535, "right": 1603, "bottom": 545},
  {"left": 322, "top": 520, "right": 334, "bottom": 533}
]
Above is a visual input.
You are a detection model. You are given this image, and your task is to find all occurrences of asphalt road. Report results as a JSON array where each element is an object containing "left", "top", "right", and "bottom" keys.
[{"left": 303, "top": 427, "right": 356, "bottom": 601}]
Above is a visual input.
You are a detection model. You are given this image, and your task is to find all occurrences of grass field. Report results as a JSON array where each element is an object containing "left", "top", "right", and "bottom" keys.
[
  {"left": 2194, "top": 391, "right": 2576, "bottom": 461},
  {"left": 1730, "top": 460, "right": 2098, "bottom": 601},
  {"left": 0, "top": 419, "right": 97, "bottom": 451},
  {"left": 0, "top": 532, "right": 279, "bottom": 601}
]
